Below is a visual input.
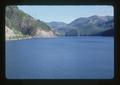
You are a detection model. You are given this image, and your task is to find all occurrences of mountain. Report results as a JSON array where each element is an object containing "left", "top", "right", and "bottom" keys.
[
  {"left": 47, "top": 21, "right": 75, "bottom": 36},
  {"left": 47, "top": 15, "right": 114, "bottom": 36},
  {"left": 47, "top": 22, "right": 77, "bottom": 36},
  {"left": 5, "top": 26, "right": 16, "bottom": 40},
  {"left": 99, "top": 28, "right": 114, "bottom": 36},
  {"left": 69, "top": 15, "right": 113, "bottom": 28},
  {"left": 5, "top": 6, "right": 56, "bottom": 40},
  {"left": 47, "top": 22, "right": 67, "bottom": 29},
  {"left": 68, "top": 15, "right": 113, "bottom": 36}
]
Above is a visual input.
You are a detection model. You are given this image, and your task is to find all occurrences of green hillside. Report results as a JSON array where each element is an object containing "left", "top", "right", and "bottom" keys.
[{"left": 5, "top": 6, "right": 55, "bottom": 40}]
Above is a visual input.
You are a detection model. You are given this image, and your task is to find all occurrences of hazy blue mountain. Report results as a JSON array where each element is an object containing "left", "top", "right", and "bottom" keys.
[
  {"left": 99, "top": 28, "right": 114, "bottom": 36},
  {"left": 69, "top": 15, "right": 113, "bottom": 35},
  {"left": 48, "top": 15, "right": 114, "bottom": 36},
  {"left": 47, "top": 21, "right": 76, "bottom": 36},
  {"left": 47, "top": 22, "right": 67, "bottom": 29},
  {"left": 88, "top": 15, "right": 113, "bottom": 29},
  {"left": 68, "top": 17, "right": 89, "bottom": 27}
]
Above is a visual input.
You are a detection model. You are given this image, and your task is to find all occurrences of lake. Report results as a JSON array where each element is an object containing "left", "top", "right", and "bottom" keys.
[{"left": 5, "top": 36, "right": 114, "bottom": 79}]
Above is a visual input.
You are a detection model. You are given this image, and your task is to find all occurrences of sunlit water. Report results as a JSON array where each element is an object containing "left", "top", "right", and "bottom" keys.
[{"left": 6, "top": 36, "right": 114, "bottom": 79}]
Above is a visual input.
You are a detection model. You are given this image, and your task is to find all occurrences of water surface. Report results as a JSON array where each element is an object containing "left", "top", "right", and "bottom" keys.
[{"left": 6, "top": 36, "right": 114, "bottom": 79}]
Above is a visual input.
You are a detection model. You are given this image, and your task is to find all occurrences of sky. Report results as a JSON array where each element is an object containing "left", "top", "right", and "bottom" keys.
[{"left": 18, "top": 5, "right": 113, "bottom": 24}]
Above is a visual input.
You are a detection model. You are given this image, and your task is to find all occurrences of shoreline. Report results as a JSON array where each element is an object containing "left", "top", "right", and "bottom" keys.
[
  {"left": 6, "top": 36, "right": 113, "bottom": 41},
  {"left": 6, "top": 36, "right": 57, "bottom": 41}
]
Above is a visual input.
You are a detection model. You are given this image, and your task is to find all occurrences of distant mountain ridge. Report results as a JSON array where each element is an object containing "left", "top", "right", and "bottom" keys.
[{"left": 47, "top": 15, "right": 114, "bottom": 36}]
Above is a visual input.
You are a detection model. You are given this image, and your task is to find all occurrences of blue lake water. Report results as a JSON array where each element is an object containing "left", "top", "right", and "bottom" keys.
[{"left": 6, "top": 36, "right": 114, "bottom": 79}]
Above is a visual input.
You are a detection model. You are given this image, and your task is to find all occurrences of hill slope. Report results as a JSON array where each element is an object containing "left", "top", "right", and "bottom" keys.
[{"left": 5, "top": 6, "right": 56, "bottom": 40}]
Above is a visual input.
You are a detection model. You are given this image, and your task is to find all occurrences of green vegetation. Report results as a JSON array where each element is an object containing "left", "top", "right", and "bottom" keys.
[
  {"left": 5, "top": 6, "right": 54, "bottom": 40},
  {"left": 7, "top": 35, "right": 31, "bottom": 40}
]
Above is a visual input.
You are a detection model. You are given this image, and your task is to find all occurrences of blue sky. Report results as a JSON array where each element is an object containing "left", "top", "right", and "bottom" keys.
[{"left": 18, "top": 5, "right": 113, "bottom": 23}]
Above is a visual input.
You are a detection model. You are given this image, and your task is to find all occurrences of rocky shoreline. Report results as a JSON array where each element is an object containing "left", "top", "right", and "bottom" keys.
[
  {"left": 5, "top": 26, "right": 57, "bottom": 41},
  {"left": 6, "top": 35, "right": 57, "bottom": 41}
]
